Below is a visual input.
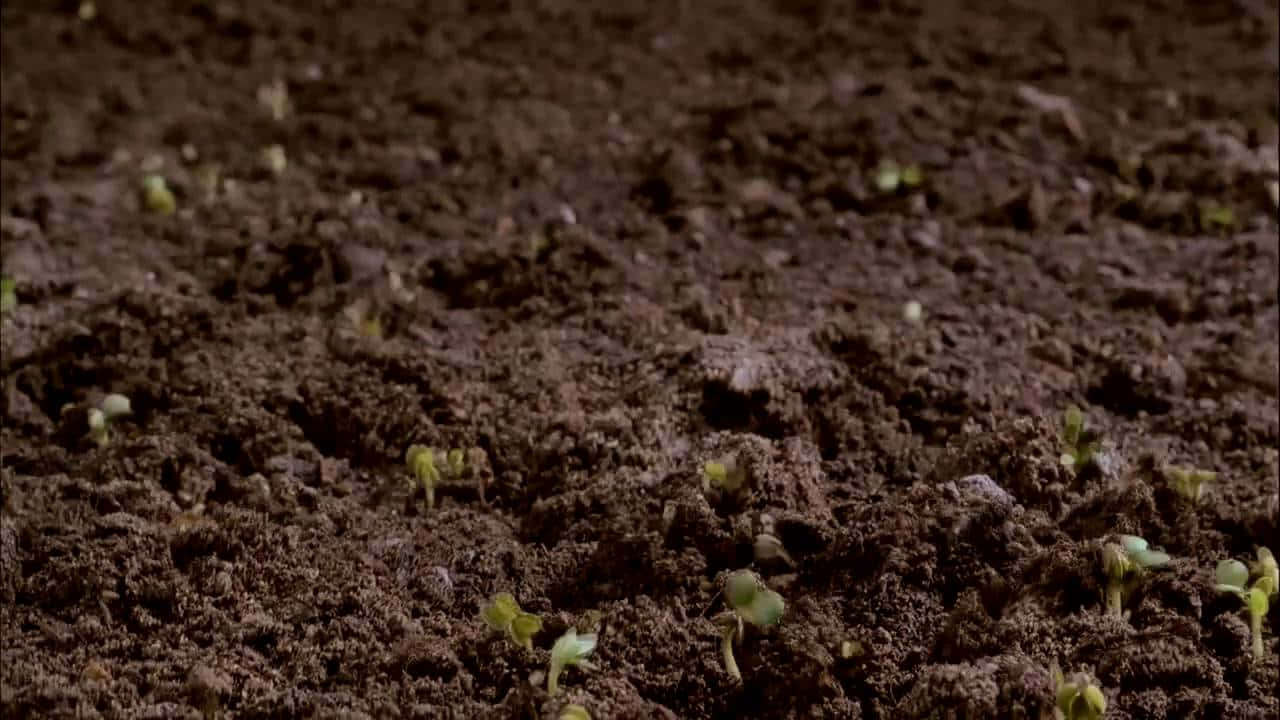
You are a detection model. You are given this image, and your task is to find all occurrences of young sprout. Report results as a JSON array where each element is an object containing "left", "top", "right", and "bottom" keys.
[
  {"left": 558, "top": 705, "right": 591, "bottom": 720},
  {"left": 0, "top": 275, "right": 16, "bottom": 314},
  {"left": 718, "top": 570, "right": 785, "bottom": 681},
  {"left": 1162, "top": 465, "right": 1215, "bottom": 504},
  {"left": 1198, "top": 202, "right": 1235, "bottom": 232},
  {"left": 1060, "top": 405, "right": 1101, "bottom": 473},
  {"left": 1250, "top": 547, "right": 1278, "bottom": 600},
  {"left": 1218, "top": 547, "right": 1277, "bottom": 660},
  {"left": 406, "top": 445, "right": 442, "bottom": 511},
  {"left": 753, "top": 533, "right": 795, "bottom": 568},
  {"left": 548, "top": 628, "right": 597, "bottom": 695},
  {"left": 480, "top": 592, "right": 543, "bottom": 651},
  {"left": 257, "top": 78, "right": 289, "bottom": 122},
  {"left": 873, "top": 160, "right": 924, "bottom": 194},
  {"left": 140, "top": 175, "right": 176, "bottom": 215},
  {"left": 87, "top": 393, "right": 132, "bottom": 448},
  {"left": 1051, "top": 664, "right": 1106, "bottom": 720},
  {"left": 1100, "top": 535, "right": 1171, "bottom": 619},
  {"left": 902, "top": 300, "right": 924, "bottom": 324},
  {"left": 260, "top": 144, "right": 287, "bottom": 176},
  {"left": 702, "top": 457, "right": 746, "bottom": 497}
]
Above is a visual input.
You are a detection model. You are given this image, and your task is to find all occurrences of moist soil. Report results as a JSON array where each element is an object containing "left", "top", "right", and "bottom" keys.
[{"left": 2, "top": 1, "right": 1278, "bottom": 718}]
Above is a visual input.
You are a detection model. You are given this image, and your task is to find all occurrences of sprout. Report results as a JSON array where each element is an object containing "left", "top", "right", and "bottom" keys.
[
  {"left": 752, "top": 533, "right": 794, "bottom": 568},
  {"left": 548, "top": 628, "right": 597, "bottom": 695},
  {"left": 1052, "top": 664, "right": 1106, "bottom": 720},
  {"left": 1218, "top": 548, "right": 1277, "bottom": 660},
  {"left": 1250, "top": 547, "right": 1278, "bottom": 600},
  {"left": 257, "top": 78, "right": 289, "bottom": 122},
  {"left": 0, "top": 275, "right": 16, "bottom": 314},
  {"left": 406, "top": 445, "right": 442, "bottom": 511},
  {"left": 404, "top": 445, "right": 469, "bottom": 511},
  {"left": 140, "top": 175, "right": 176, "bottom": 215},
  {"left": 1198, "top": 202, "right": 1235, "bottom": 231},
  {"left": 1100, "top": 535, "right": 1171, "bottom": 619},
  {"left": 558, "top": 705, "right": 591, "bottom": 720},
  {"left": 480, "top": 592, "right": 542, "bottom": 651},
  {"left": 1162, "top": 465, "right": 1214, "bottom": 504},
  {"left": 902, "top": 300, "right": 923, "bottom": 324},
  {"left": 900, "top": 164, "right": 924, "bottom": 188},
  {"left": 702, "top": 457, "right": 746, "bottom": 497},
  {"left": 1060, "top": 405, "right": 1100, "bottom": 473},
  {"left": 87, "top": 393, "right": 132, "bottom": 448},
  {"left": 260, "top": 144, "right": 287, "bottom": 176},
  {"left": 874, "top": 160, "right": 902, "bottom": 193},
  {"left": 718, "top": 569, "right": 785, "bottom": 681}
]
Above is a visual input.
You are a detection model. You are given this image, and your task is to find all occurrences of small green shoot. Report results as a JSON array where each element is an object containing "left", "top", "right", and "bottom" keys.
[
  {"left": 1060, "top": 405, "right": 1101, "bottom": 473},
  {"left": 1100, "top": 535, "right": 1171, "bottom": 619},
  {"left": 1217, "top": 548, "right": 1277, "bottom": 660},
  {"left": 873, "top": 160, "right": 924, "bottom": 194},
  {"left": 1198, "top": 202, "right": 1236, "bottom": 232},
  {"left": 140, "top": 175, "right": 176, "bottom": 215},
  {"left": 548, "top": 628, "right": 597, "bottom": 695},
  {"left": 1162, "top": 464, "right": 1214, "bottom": 504},
  {"left": 718, "top": 570, "right": 785, "bottom": 681},
  {"left": 87, "top": 393, "right": 132, "bottom": 448},
  {"left": 480, "top": 592, "right": 543, "bottom": 651},
  {"left": 753, "top": 533, "right": 794, "bottom": 568},
  {"left": 405, "top": 445, "right": 468, "bottom": 511},
  {"left": 1051, "top": 664, "right": 1106, "bottom": 720},
  {"left": 0, "top": 276, "right": 16, "bottom": 314},
  {"left": 260, "top": 144, "right": 287, "bottom": 176},
  {"left": 702, "top": 457, "right": 746, "bottom": 498}
]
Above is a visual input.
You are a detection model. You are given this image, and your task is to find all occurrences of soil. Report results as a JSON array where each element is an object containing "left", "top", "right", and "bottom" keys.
[{"left": 2, "top": 1, "right": 1278, "bottom": 718}]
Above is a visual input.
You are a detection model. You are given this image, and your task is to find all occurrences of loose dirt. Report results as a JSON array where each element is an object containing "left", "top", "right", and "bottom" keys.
[{"left": 2, "top": 1, "right": 1277, "bottom": 718}]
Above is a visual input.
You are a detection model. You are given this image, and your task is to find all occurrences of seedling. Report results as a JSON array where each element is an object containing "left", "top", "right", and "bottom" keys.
[
  {"left": 702, "top": 457, "right": 746, "bottom": 497},
  {"left": 873, "top": 160, "right": 924, "bottom": 194},
  {"left": 87, "top": 393, "right": 132, "bottom": 448},
  {"left": 260, "top": 144, "right": 287, "bottom": 176},
  {"left": 547, "top": 628, "right": 597, "bottom": 695},
  {"left": 480, "top": 592, "right": 543, "bottom": 651},
  {"left": 1060, "top": 405, "right": 1101, "bottom": 473},
  {"left": 1051, "top": 664, "right": 1106, "bottom": 720},
  {"left": 140, "top": 175, "right": 176, "bottom": 215},
  {"left": 718, "top": 569, "right": 785, "bottom": 680},
  {"left": 1162, "top": 464, "right": 1214, "bottom": 504},
  {"left": 1217, "top": 548, "right": 1277, "bottom": 660},
  {"left": 0, "top": 275, "right": 15, "bottom": 314},
  {"left": 1198, "top": 202, "right": 1235, "bottom": 231},
  {"left": 753, "top": 533, "right": 795, "bottom": 568},
  {"left": 1100, "top": 535, "right": 1171, "bottom": 619}
]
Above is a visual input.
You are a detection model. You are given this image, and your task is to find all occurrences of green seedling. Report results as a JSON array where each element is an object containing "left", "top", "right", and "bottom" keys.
[
  {"left": 548, "top": 628, "right": 597, "bottom": 695},
  {"left": 140, "top": 175, "right": 176, "bottom": 215},
  {"left": 1100, "top": 535, "right": 1171, "bottom": 619},
  {"left": 405, "top": 445, "right": 468, "bottom": 511},
  {"left": 87, "top": 393, "right": 132, "bottom": 448},
  {"left": 480, "top": 592, "right": 543, "bottom": 651},
  {"left": 873, "top": 160, "right": 924, "bottom": 194},
  {"left": 1198, "top": 202, "right": 1235, "bottom": 231},
  {"left": 260, "top": 144, "right": 287, "bottom": 176},
  {"left": 1217, "top": 547, "right": 1277, "bottom": 660},
  {"left": 702, "top": 457, "right": 746, "bottom": 497},
  {"left": 1051, "top": 664, "right": 1106, "bottom": 720},
  {"left": 0, "top": 276, "right": 16, "bottom": 314},
  {"left": 558, "top": 705, "right": 590, "bottom": 720},
  {"left": 753, "top": 533, "right": 795, "bottom": 568},
  {"left": 718, "top": 569, "right": 785, "bottom": 681},
  {"left": 1162, "top": 464, "right": 1214, "bottom": 504},
  {"left": 1060, "top": 405, "right": 1101, "bottom": 473}
]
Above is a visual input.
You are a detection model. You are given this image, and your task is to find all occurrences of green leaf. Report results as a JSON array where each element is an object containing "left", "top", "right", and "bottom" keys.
[
  {"left": 548, "top": 628, "right": 597, "bottom": 695},
  {"left": 481, "top": 592, "right": 520, "bottom": 632},
  {"left": 0, "top": 276, "right": 16, "bottom": 314},
  {"left": 725, "top": 570, "right": 759, "bottom": 610},
  {"left": 1118, "top": 535, "right": 1149, "bottom": 554},
  {"left": 1131, "top": 548, "right": 1170, "bottom": 569},
  {"left": 1216, "top": 559, "right": 1249, "bottom": 589},
  {"left": 1246, "top": 587, "right": 1269, "bottom": 618},
  {"left": 741, "top": 588, "right": 785, "bottom": 627},
  {"left": 509, "top": 612, "right": 543, "bottom": 651}
]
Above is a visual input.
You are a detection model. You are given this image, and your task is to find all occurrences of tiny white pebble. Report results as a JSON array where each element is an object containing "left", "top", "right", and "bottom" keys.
[{"left": 902, "top": 300, "right": 923, "bottom": 323}]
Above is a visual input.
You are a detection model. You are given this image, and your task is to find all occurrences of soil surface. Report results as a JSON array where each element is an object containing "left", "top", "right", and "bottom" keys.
[{"left": 2, "top": 1, "right": 1278, "bottom": 718}]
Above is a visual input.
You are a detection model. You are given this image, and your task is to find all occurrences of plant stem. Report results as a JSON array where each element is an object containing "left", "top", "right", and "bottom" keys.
[
  {"left": 721, "top": 624, "right": 741, "bottom": 681},
  {"left": 1105, "top": 581, "right": 1123, "bottom": 618},
  {"left": 1250, "top": 610, "right": 1264, "bottom": 660}
]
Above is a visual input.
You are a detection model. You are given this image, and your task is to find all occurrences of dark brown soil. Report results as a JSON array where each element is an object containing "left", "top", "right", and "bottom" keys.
[{"left": 2, "top": 1, "right": 1278, "bottom": 718}]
